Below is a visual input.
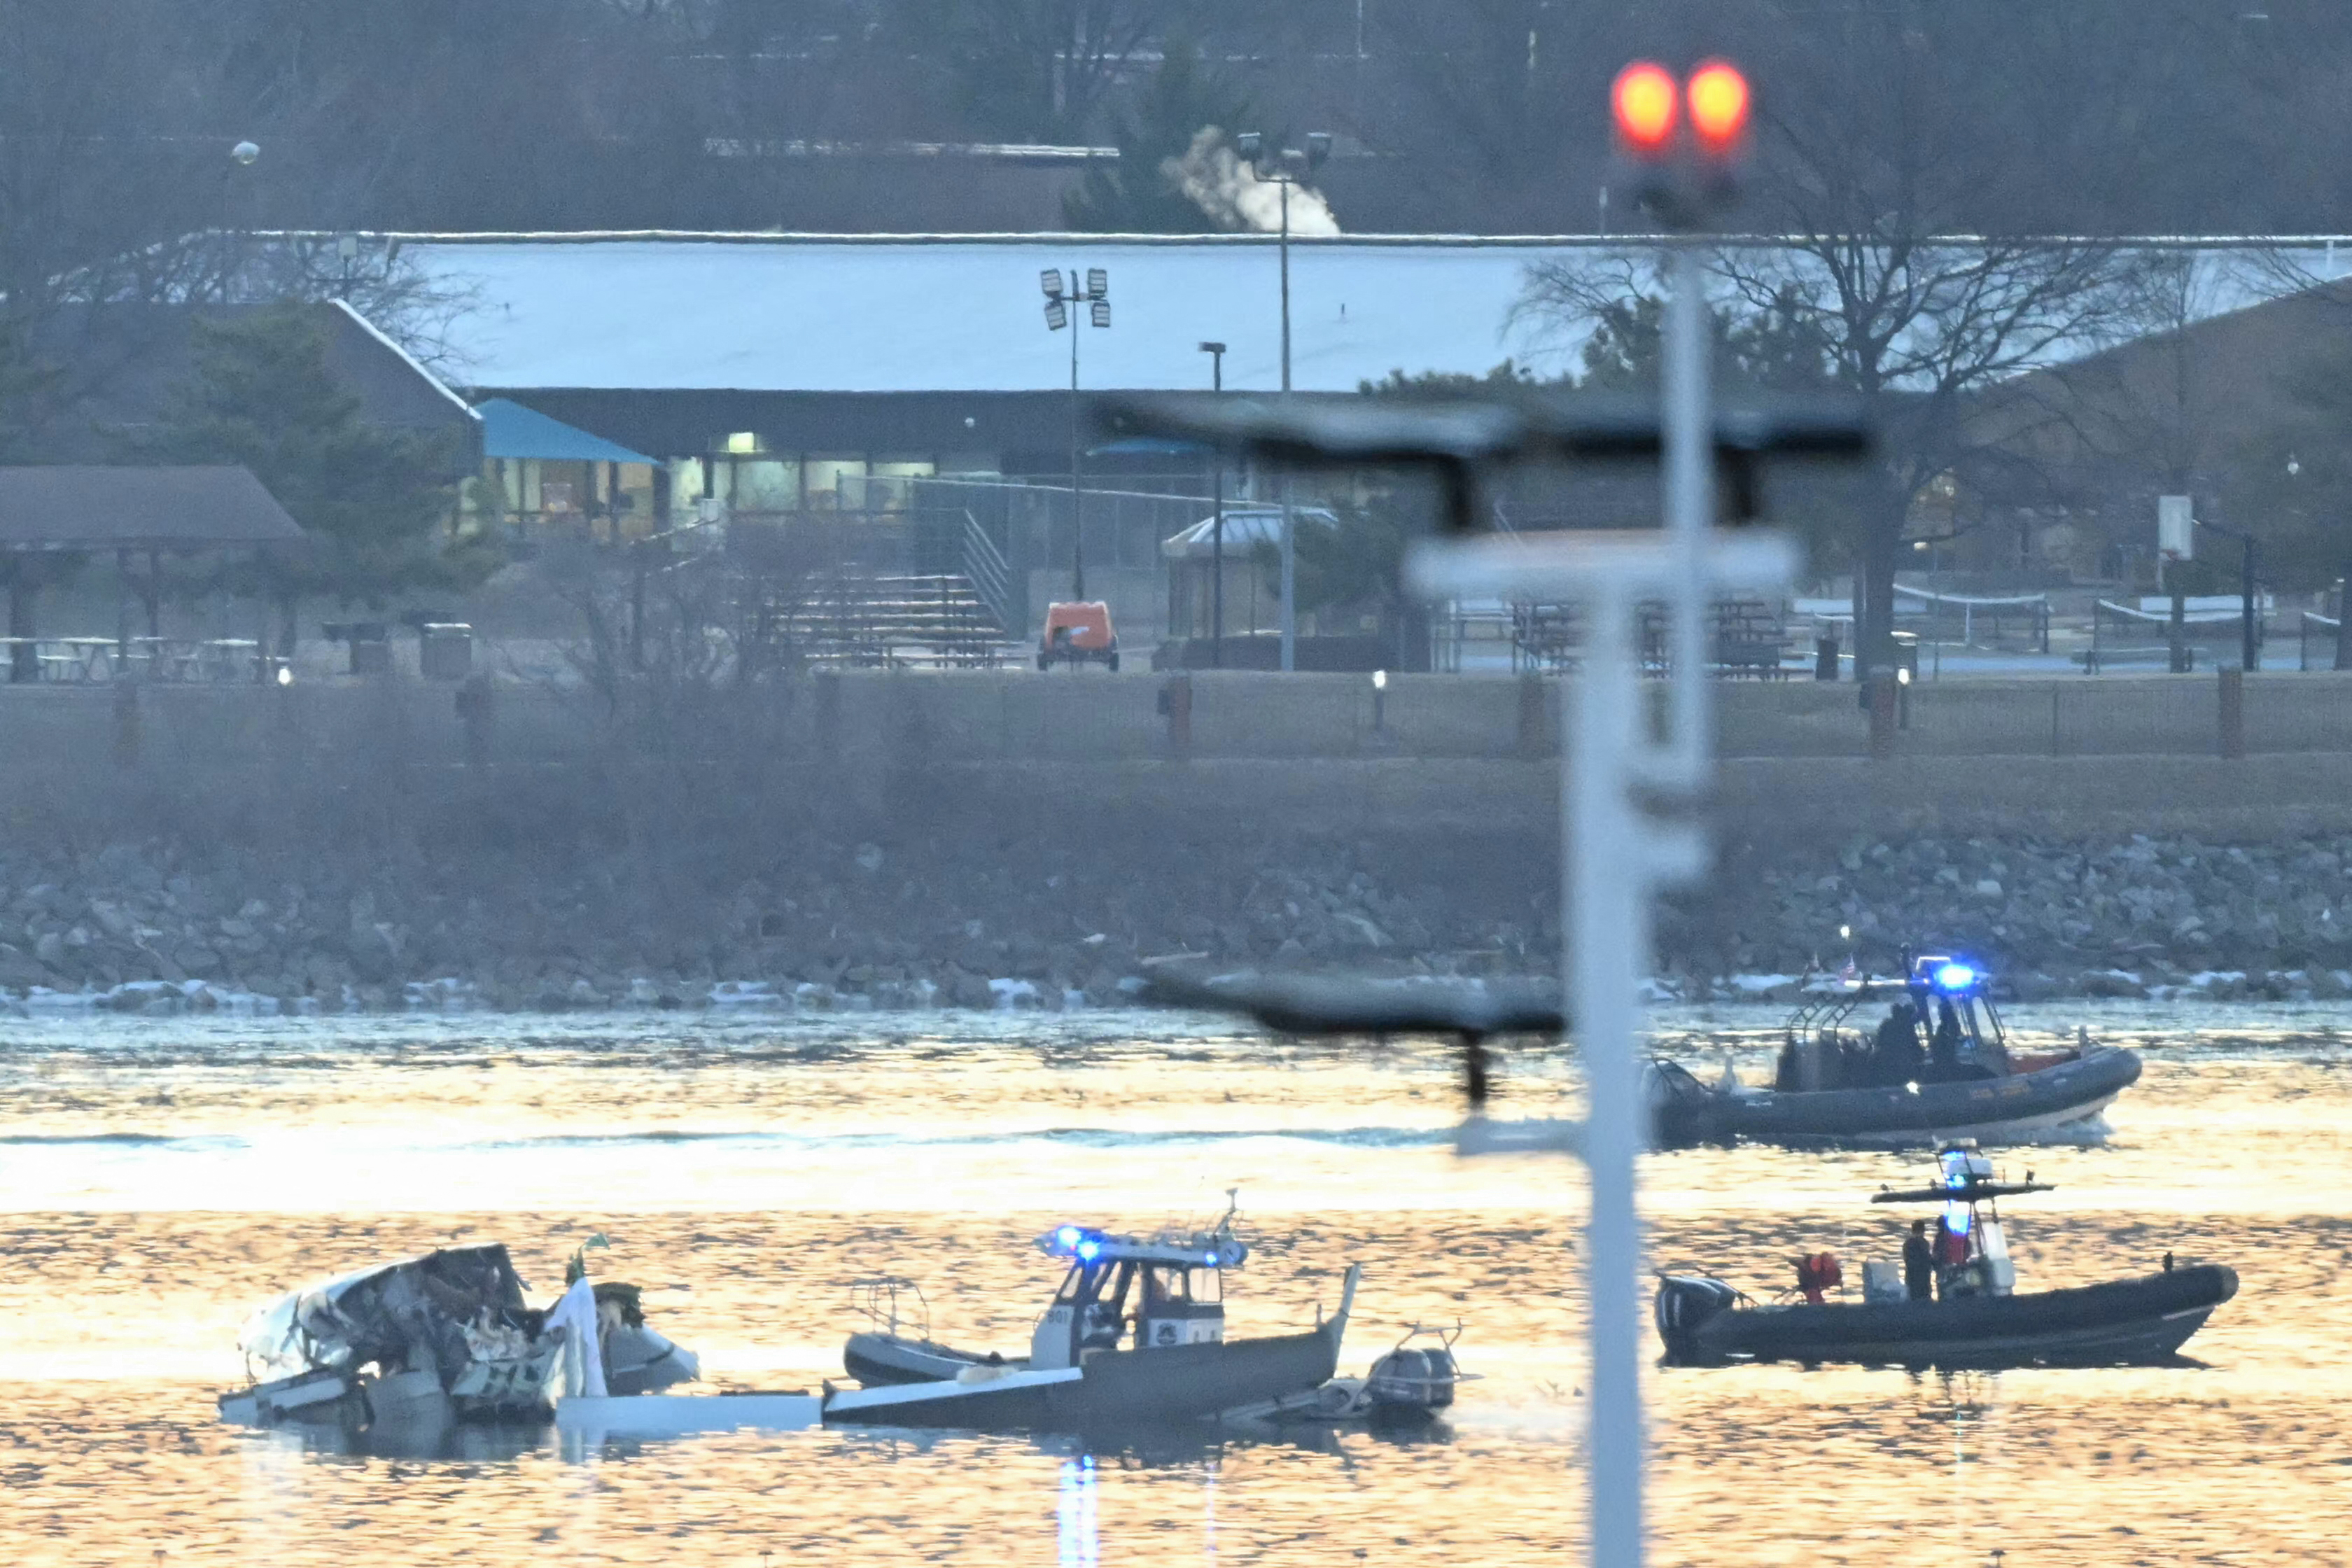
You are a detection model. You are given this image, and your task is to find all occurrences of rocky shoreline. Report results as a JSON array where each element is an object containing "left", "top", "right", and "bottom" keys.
[{"left": 2, "top": 830, "right": 2348, "bottom": 1016}]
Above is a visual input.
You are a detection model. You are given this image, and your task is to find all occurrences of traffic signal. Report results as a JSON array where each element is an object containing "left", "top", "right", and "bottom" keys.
[
  {"left": 1611, "top": 62, "right": 1679, "bottom": 158},
  {"left": 1686, "top": 60, "right": 1751, "bottom": 158}
]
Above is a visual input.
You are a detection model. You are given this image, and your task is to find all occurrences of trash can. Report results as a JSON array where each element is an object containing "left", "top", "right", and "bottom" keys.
[
  {"left": 419, "top": 623, "right": 473, "bottom": 680},
  {"left": 349, "top": 621, "right": 391, "bottom": 676},
  {"left": 1814, "top": 634, "right": 1840, "bottom": 681}
]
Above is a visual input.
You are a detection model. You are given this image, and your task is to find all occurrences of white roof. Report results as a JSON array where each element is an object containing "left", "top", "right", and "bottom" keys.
[
  {"left": 407, "top": 234, "right": 1603, "bottom": 395},
  {"left": 393, "top": 232, "right": 2352, "bottom": 398},
  {"left": 1162, "top": 506, "right": 1339, "bottom": 557}
]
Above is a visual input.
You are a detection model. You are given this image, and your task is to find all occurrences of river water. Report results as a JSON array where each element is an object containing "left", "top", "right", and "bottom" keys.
[{"left": 0, "top": 1002, "right": 2344, "bottom": 1567}]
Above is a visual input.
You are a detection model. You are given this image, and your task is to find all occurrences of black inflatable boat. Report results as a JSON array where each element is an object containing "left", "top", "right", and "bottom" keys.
[
  {"left": 1655, "top": 1144, "right": 2236, "bottom": 1368},
  {"left": 1650, "top": 955, "right": 2139, "bottom": 1148}
]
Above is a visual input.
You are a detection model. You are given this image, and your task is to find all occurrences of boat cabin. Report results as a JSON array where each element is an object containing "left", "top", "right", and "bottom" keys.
[
  {"left": 1869, "top": 1142, "right": 2054, "bottom": 1299},
  {"left": 1026, "top": 1224, "right": 1248, "bottom": 1369},
  {"left": 1777, "top": 954, "right": 2012, "bottom": 1092},
  {"left": 1902, "top": 956, "right": 2013, "bottom": 1074}
]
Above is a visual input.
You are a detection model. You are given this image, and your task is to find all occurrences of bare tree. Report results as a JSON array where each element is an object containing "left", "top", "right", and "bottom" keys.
[
  {"left": 1523, "top": 4, "right": 2160, "bottom": 678},
  {"left": 883, "top": 0, "right": 1166, "bottom": 143}
]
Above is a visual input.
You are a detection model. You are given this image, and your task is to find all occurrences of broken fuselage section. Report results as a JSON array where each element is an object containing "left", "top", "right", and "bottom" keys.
[{"left": 218, "top": 1243, "right": 699, "bottom": 1433}]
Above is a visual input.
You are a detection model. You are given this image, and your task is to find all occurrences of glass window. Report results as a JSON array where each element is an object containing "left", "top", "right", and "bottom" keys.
[
  {"left": 867, "top": 458, "right": 937, "bottom": 513},
  {"left": 729, "top": 458, "right": 802, "bottom": 514},
  {"left": 804, "top": 456, "right": 867, "bottom": 512}
]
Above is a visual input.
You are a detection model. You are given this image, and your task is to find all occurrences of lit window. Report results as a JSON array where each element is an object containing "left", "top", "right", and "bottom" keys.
[{"left": 723, "top": 432, "right": 762, "bottom": 455}]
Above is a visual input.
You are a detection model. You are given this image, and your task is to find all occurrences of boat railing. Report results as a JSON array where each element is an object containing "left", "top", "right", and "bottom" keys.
[
  {"left": 849, "top": 1277, "right": 932, "bottom": 1340},
  {"left": 1782, "top": 981, "right": 1878, "bottom": 1048}
]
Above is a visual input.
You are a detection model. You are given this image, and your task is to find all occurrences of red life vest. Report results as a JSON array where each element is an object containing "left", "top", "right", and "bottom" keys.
[{"left": 1794, "top": 1251, "right": 1844, "bottom": 1303}]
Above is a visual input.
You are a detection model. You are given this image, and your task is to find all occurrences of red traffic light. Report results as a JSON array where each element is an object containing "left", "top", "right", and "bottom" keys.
[
  {"left": 1686, "top": 60, "right": 1751, "bottom": 156},
  {"left": 1611, "top": 62, "right": 1679, "bottom": 158}
]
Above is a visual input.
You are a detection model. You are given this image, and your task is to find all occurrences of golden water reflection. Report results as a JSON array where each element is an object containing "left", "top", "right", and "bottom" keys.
[{"left": 0, "top": 1005, "right": 2342, "bottom": 1564}]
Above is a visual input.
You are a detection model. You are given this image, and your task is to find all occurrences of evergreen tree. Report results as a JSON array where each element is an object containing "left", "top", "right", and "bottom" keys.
[{"left": 158, "top": 306, "right": 491, "bottom": 654}]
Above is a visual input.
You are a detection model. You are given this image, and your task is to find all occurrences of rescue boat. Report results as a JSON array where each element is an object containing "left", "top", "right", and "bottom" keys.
[
  {"left": 1648, "top": 955, "right": 2141, "bottom": 1147},
  {"left": 830, "top": 1200, "right": 1359, "bottom": 1431},
  {"left": 1654, "top": 1143, "right": 2237, "bottom": 1368}
]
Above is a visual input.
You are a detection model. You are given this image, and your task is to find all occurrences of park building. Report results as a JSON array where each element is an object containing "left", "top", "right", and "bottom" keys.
[{"left": 18, "top": 231, "right": 2352, "bottom": 676}]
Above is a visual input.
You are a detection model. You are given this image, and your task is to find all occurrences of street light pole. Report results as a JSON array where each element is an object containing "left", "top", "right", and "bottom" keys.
[
  {"left": 227, "top": 139, "right": 260, "bottom": 303},
  {"left": 1041, "top": 268, "right": 1110, "bottom": 603},
  {"left": 1279, "top": 180, "right": 1295, "bottom": 673},
  {"left": 1069, "top": 296, "right": 1084, "bottom": 601},
  {"left": 1200, "top": 341, "right": 1227, "bottom": 664},
  {"left": 1237, "top": 132, "right": 1331, "bottom": 673}
]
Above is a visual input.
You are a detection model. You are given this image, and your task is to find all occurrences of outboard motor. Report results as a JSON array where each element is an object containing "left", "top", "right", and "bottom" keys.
[
  {"left": 1366, "top": 1345, "right": 1459, "bottom": 1416},
  {"left": 1653, "top": 1275, "right": 1740, "bottom": 1362}
]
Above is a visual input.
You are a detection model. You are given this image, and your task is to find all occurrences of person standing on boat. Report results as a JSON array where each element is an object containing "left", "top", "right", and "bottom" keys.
[
  {"left": 1928, "top": 998, "right": 1966, "bottom": 1079},
  {"left": 1903, "top": 1219, "right": 1935, "bottom": 1302},
  {"left": 1932, "top": 1214, "right": 1971, "bottom": 1298},
  {"left": 1874, "top": 1002, "right": 1924, "bottom": 1086}
]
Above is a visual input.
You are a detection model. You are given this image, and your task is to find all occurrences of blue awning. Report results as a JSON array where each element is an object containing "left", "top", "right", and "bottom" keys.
[{"left": 475, "top": 398, "right": 657, "bottom": 465}]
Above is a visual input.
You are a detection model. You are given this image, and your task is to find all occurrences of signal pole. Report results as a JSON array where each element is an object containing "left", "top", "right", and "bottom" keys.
[{"left": 1450, "top": 59, "right": 1758, "bottom": 1568}]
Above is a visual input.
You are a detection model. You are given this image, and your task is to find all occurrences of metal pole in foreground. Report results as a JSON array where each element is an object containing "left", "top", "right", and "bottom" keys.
[
  {"left": 1570, "top": 586, "right": 1646, "bottom": 1568},
  {"left": 1580, "top": 237, "right": 1712, "bottom": 1568}
]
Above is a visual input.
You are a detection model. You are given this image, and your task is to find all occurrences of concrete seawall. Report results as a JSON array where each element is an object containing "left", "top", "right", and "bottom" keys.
[
  {"left": 4, "top": 671, "right": 2351, "bottom": 842},
  {"left": 6, "top": 666, "right": 2352, "bottom": 758}
]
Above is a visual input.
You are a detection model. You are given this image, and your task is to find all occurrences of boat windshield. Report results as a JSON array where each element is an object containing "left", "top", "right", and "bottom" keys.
[{"left": 1140, "top": 1264, "right": 1222, "bottom": 1306}]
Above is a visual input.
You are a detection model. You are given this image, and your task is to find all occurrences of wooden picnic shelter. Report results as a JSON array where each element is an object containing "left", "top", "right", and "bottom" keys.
[{"left": 0, "top": 465, "right": 306, "bottom": 682}]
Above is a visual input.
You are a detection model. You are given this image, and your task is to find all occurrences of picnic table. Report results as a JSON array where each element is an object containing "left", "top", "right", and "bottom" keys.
[
  {"left": 42, "top": 638, "right": 120, "bottom": 682},
  {"left": 200, "top": 639, "right": 261, "bottom": 682}
]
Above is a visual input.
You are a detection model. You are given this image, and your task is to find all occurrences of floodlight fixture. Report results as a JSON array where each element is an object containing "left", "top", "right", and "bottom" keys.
[
  {"left": 1085, "top": 267, "right": 1108, "bottom": 300},
  {"left": 1044, "top": 299, "right": 1068, "bottom": 330},
  {"left": 1090, "top": 300, "right": 1110, "bottom": 328},
  {"left": 1041, "top": 268, "right": 1064, "bottom": 298},
  {"left": 1611, "top": 62, "right": 1679, "bottom": 158},
  {"left": 1686, "top": 60, "right": 1753, "bottom": 158},
  {"left": 1235, "top": 131, "right": 1262, "bottom": 164},
  {"left": 1306, "top": 132, "right": 1333, "bottom": 168}
]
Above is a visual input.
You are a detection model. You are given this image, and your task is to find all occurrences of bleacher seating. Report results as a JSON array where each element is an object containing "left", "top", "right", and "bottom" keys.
[{"left": 756, "top": 573, "right": 1011, "bottom": 668}]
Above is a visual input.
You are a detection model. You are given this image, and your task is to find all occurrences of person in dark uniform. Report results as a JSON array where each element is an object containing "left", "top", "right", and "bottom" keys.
[
  {"left": 1903, "top": 1218, "right": 1935, "bottom": 1302},
  {"left": 1873, "top": 1002, "right": 1924, "bottom": 1086},
  {"left": 1928, "top": 997, "right": 1965, "bottom": 1079}
]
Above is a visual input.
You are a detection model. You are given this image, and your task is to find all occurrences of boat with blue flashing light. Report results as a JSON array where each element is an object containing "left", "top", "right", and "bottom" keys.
[
  {"left": 1655, "top": 1142, "right": 2237, "bottom": 1368},
  {"left": 1646, "top": 953, "right": 2141, "bottom": 1149},
  {"left": 829, "top": 1197, "right": 1362, "bottom": 1431}
]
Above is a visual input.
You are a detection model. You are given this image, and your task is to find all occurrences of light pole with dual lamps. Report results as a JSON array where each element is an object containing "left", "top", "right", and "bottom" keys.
[
  {"left": 1233, "top": 130, "right": 1331, "bottom": 673},
  {"left": 1041, "top": 267, "right": 1110, "bottom": 601}
]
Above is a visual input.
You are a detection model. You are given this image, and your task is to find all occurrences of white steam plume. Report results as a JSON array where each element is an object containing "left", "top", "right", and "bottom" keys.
[{"left": 1165, "top": 128, "right": 1341, "bottom": 236}]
